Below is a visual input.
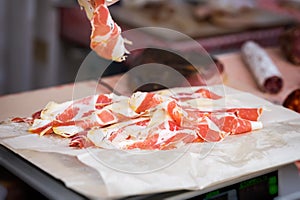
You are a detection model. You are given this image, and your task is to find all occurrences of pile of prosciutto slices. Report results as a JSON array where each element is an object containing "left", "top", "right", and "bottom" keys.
[{"left": 13, "top": 88, "right": 263, "bottom": 150}]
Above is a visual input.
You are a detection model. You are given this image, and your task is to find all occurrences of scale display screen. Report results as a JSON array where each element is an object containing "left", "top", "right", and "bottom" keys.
[{"left": 188, "top": 171, "right": 278, "bottom": 200}]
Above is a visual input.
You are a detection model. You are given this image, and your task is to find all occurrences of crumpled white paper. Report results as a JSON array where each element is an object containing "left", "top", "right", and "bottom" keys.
[
  {"left": 76, "top": 120, "right": 300, "bottom": 197},
  {"left": 1, "top": 86, "right": 300, "bottom": 198}
]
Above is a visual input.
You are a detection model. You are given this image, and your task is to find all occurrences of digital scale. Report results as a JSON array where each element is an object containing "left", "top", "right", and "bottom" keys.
[
  {"left": 180, "top": 171, "right": 279, "bottom": 200},
  {"left": 123, "top": 164, "right": 300, "bottom": 200},
  {"left": 1, "top": 144, "right": 299, "bottom": 200},
  {"left": 1, "top": 79, "right": 300, "bottom": 200}
]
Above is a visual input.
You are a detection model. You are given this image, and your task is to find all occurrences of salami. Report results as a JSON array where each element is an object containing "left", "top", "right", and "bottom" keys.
[
  {"left": 241, "top": 41, "right": 283, "bottom": 94},
  {"left": 280, "top": 26, "right": 300, "bottom": 65},
  {"left": 283, "top": 89, "right": 300, "bottom": 113}
]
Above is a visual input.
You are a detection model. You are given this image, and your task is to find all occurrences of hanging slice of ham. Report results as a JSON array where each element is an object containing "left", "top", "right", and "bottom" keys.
[{"left": 78, "top": 0, "right": 130, "bottom": 62}]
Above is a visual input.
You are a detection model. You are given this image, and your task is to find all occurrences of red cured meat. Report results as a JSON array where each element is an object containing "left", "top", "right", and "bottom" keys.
[{"left": 13, "top": 87, "right": 264, "bottom": 150}]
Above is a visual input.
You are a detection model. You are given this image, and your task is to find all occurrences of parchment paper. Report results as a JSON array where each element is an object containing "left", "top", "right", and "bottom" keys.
[{"left": 1, "top": 86, "right": 300, "bottom": 198}]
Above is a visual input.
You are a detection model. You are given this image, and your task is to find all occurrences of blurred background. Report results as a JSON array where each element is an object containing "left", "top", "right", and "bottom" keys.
[{"left": 0, "top": 0, "right": 299, "bottom": 95}]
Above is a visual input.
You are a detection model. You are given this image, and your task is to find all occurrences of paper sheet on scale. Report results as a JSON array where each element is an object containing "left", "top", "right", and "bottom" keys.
[{"left": 1, "top": 86, "right": 300, "bottom": 198}]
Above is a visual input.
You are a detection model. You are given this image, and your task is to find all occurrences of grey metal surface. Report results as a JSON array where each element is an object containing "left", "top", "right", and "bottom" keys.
[{"left": 277, "top": 164, "right": 300, "bottom": 199}]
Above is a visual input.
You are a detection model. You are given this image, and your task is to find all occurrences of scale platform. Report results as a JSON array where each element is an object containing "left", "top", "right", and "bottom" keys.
[{"left": 1, "top": 144, "right": 299, "bottom": 200}]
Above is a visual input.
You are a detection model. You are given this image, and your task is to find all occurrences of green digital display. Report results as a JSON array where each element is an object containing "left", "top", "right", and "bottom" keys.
[
  {"left": 268, "top": 175, "right": 278, "bottom": 195},
  {"left": 192, "top": 171, "right": 278, "bottom": 200},
  {"left": 239, "top": 175, "right": 268, "bottom": 190},
  {"left": 205, "top": 190, "right": 220, "bottom": 199}
]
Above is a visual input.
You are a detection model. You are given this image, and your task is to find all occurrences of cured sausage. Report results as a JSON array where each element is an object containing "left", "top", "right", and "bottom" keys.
[
  {"left": 280, "top": 26, "right": 300, "bottom": 65},
  {"left": 283, "top": 89, "right": 300, "bottom": 113},
  {"left": 241, "top": 41, "right": 283, "bottom": 94}
]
